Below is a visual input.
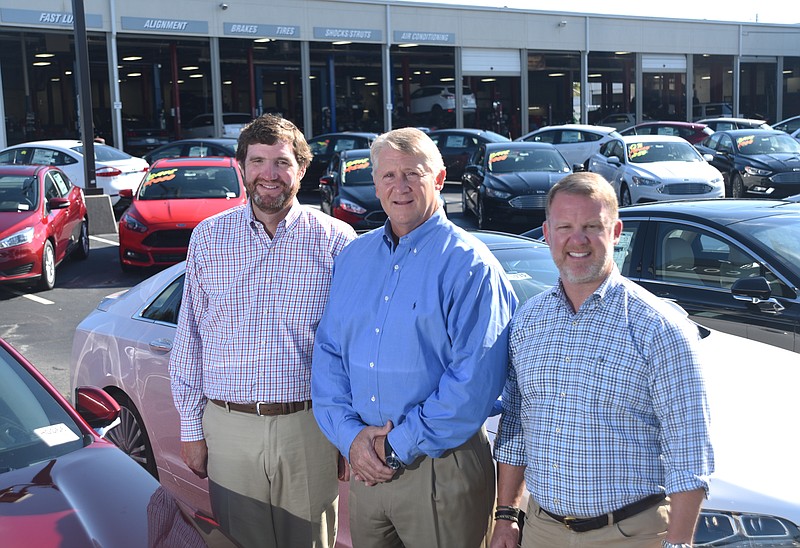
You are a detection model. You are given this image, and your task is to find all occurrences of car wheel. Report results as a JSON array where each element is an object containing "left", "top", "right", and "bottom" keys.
[
  {"left": 477, "top": 195, "right": 491, "bottom": 230},
  {"left": 73, "top": 218, "right": 90, "bottom": 260},
  {"left": 38, "top": 241, "right": 56, "bottom": 291},
  {"left": 461, "top": 186, "right": 471, "bottom": 217},
  {"left": 106, "top": 393, "right": 158, "bottom": 478},
  {"left": 620, "top": 184, "right": 633, "bottom": 207},
  {"left": 732, "top": 173, "right": 746, "bottom": 198}
]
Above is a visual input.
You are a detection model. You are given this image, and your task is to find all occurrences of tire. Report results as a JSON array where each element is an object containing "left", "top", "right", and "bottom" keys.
[
  {"left": 461, "top": 186, "right": 471, "bottom": 217},
  {"left": 731, "top": 173, "right": 746, "bottom": 198},
  {"left": 477, "top": 195, "right": 491, "bottom": 230},
  {"left": 38, "top": 240, "right": 56, "bottom": 291},
  {"left": 620, "top": 184, "right": 633, "bottom": 207},
  {"left": 73, "top": 218, "right": 89, "bottom": 260},
  {"left": 106, "top": 394, "right": 158, "bottom": 478}
]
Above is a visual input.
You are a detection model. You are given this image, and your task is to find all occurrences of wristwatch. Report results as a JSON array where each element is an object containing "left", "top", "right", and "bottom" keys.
[
  {"left": 662, "top": 541, "right": 692, "bottom": 548},
  {"left": 384, "top": 438, "right": 405, "bottom": 470}
]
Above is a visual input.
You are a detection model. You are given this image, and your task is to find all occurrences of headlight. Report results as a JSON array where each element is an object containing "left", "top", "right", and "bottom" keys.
[
  {"left": 338, "top": 199, "right": 366, "bottom": 215},
  {"left": 695, "top": 510, "right": 800, "bottom": 546},
  {"left": 744, "top": 166, "right": 772, "bottom": 177},
  {"left": 0, "top": 226, "right": 35, "bottom": 249},
  {"left": 485, "top": 187, "right": 513, "bottom": 199},
  {"left": 120, "top": 211, "right": 148, "bottom": 233},
  {"left": 631, "top": 176, "right": 660, "bottom": 187}
]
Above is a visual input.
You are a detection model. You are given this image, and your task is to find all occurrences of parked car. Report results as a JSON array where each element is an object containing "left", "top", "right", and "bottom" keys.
[
  {"left": 0, "top": 140, "right": 150, "bottom": 210},
  {"left": 0, "top": 165, "right": 88, "bottom": 290},
  {"left": 428, "top": 128, "right": 511, "bottom": 181},
  {"left": 408, "top": 85, "right": 477, "bottom": 116},
  {"left": 118, "top": 157, "right": 247, "bottom": 271},
  {"left": 319, "top": 148, "right": 385, "bottom": 230},
  {"left": 121, "top": 115, "right": 170, "bottom": 157},
  {"left": 696, "top": 117, "right": 772, "bottom": 131},
  {"left": 612, "top": 198, "right": 800, "bottom": 353},
  {"left": 515, "top": 124, "right": 619, "bottom": 168},
  {"left": 694, "top": 129, "right": 800, "bottom": 198},
  {"left": 70, "top": 231, "right": 800, "bottom": 546},
  {"left": 182, "top": 113, "right": 252, "bottom": 139},
  {"left": 596, "top": 112, "right": 651, "bottom": 131},
  {"left": 0, "top": 337, "right": 169, "bottom": 547},
  {"left": 771, "top": 114, "right": 800, "bottom": 134},
  {"left": 618, "top": 121, "right": 714, "bottom": 144},
  {"left": 142, "top": 138, "right": 238, "bottom": 164},
  {"left": 587, "top": 134, "right": 724, "bottom": 206},
  {"left": 461, "top": 142, "right": 571, "bottom": 229},
  {"left": 692, "top": 102, "right": 734, "bottom": 121},
  {"left": 303, "top": 132, "right": 378, "bottom": 191}
]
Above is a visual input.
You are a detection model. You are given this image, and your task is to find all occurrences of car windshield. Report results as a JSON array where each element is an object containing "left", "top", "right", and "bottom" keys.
[
  {"left": 489, "top": 244, "right": 559, "bottom": 304},
  {"left": 0, "top": 175, "right": 38, "bottom": 212},
  {"left": 736, "top": 214, "right": 800, "bottom": 275},
  {"left": 488, "top": 148, "right": 570, "bottom": 174},
  {"left": 734, "top": 134, "right": 800, "bottom": 155},
  {"left": 73, "top": 144, "right": 133, "bottom": 161},
  {"left": 341, "top": 156, "right": 373, "bottom": 186},
  {"left": 0, "top": 345, "right": 87, "bottom": 472},
  {"left": 627, "top": 142, "right": 701, "bottom": 163},
  {"left": 137, "top": 166, "right": 241, "bottom": 200}
]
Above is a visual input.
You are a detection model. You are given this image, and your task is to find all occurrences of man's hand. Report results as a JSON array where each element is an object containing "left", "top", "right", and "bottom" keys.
[
  {"left": 490, "top": 519, "right": 521, "bottom": 548},
  {"left": 181, "top": 439, "right": 208, "bottom": 479},
  {"left": 349, "top": 421, "right": 395, "bottom": 486}
]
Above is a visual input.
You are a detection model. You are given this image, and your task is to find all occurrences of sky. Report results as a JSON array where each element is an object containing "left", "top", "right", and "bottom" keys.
[{"left": 415, "top": 0, "right": 798, "bottom": 25}]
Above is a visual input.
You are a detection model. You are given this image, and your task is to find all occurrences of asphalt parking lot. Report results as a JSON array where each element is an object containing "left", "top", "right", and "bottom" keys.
[{"left": 0, "top": 184, "right": 489, "bottom": 399}]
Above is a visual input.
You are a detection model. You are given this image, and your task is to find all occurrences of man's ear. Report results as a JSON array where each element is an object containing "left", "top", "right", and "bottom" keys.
[{"left": 434, "top": 168, "right": 446, "bottom": 191}]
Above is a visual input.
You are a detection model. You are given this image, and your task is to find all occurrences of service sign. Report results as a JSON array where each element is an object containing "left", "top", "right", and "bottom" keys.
[
  {"left": 1, "top": 8, "right": 102, "bottom": 28},
  {"left": 224, "top": 23, "right": 299, "bottom": 38}
]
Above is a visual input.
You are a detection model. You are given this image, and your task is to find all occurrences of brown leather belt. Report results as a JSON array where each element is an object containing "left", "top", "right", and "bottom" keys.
[
  {"left": 210, "top": 399, "right": 312, "bottom": 416},
  {"left": 542, "top": 493, "right": 666, "bottom": 533}
]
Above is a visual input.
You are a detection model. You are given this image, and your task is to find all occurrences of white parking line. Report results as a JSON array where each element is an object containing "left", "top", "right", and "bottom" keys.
[
  {"left": 90, "top": 235, "right": 119, "bottom": 246},
  {"left": 5, "top": 287, "right": 55, "bottom": 305}
]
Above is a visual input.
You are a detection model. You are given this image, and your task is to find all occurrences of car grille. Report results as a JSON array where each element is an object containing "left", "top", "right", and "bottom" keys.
[
  {"left": 662, "top": 183, "right": 713, "bottom": 195},
  {"left": 1, "top": 263, "right": 34, "bottom": 276},
  {"left": 365, "top": 211, "right": 388, "bottom": 223},
  {"left": 153, "top": 252, "right": 188, "bottom": 263},
  {"left": 771, "top": 171, "right": 800, "bottom": 184},
  {"left": 142, "top": 229, "right": 194, "bottom": 248},
  {"left": 509, "top": 194, "right": 548, "bottom": 209}
]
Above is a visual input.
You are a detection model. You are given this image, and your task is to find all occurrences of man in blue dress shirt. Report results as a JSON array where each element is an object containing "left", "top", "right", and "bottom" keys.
[{"left": 312, "top": 127, "right": 518, "bottom": 547}]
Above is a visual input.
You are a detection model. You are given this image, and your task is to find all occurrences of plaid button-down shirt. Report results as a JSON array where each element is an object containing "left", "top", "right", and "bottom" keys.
[{"left": 170, "top": 201, "right": 356, "bottom": 441}]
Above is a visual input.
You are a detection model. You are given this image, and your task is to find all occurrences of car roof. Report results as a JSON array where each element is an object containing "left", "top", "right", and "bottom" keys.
[
  {"left": 703, "top": 128, "right": 784, "bottom": 137},
  {"left": 310, "top": 132, "right": 378, "bottom": 140},
  {"left": 428, "top": 128, "right": 507, "bottom": 139},
  {"left": 0, "top": 164, "right": 48, "bottom": 176},
  {"left": 149, "top": 156, "right": 237, "bottom": 168},
  {"left": 164, "top": 138, "right": 238, "bottom": 145},
  {"left": 629, "top": 121, "right": 708, "bottom": 129},
  {"left": 618, "top": 134, "right": 691, "bottom": 144},
  {"left": 697, "top": 117, "right": 768, "bottom": 124},
  {"left": 533, "top": 124, "right": 617, "bottom": 133},
  {"left": 484, "top": 141, "right": 557, "bottom": 150},
  {"left": 338, "top": 148, "right": 371, "bottom": 159},
  {"left": 2, "top": 139, "right": 84, "bottom": 150},
  {"left": 618, "top": 198, "right": 800, "bottom": 226}
]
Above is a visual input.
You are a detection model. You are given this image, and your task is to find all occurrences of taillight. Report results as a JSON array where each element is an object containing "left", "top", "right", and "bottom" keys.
[{"left": 96, "top": 166, "right": 122, "bottom": 177}]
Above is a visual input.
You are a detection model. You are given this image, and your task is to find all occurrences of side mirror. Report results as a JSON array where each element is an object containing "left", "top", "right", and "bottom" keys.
[
  {"left": 74, "top": 386, "right": 120, "bottom": 431},
  {"left": 731, "top": 276, "right": 771, "bottom": 301},
  {"left": 702, "top": 153, "right": 714, "bottom": 162},
  {"left": 572, "top": 163, "right": 585, "bottom": 172},
  {"left": 119, "top": 188, "right": 134, "bottom": 199},
  {"left": 48, "top": 197, "right": 70, "bottom": 209},
  {"left": 608, "top": 156, "right": 622, "bottom": 166}
]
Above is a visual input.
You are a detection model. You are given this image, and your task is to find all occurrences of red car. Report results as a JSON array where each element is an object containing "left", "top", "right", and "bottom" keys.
[
  {"left": 118, "top": 156, "right": 247, "bottom": 270},
  {"left": 0, "top": 165, "right": 89, "bottom": 291},
  {"left": 618, "top": 121, "right": 714, "bottom": 144}
]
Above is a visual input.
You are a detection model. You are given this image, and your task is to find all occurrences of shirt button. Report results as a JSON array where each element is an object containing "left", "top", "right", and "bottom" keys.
[
  {"left": 553, "top": 464, "right": 559, "bottom": 469},
  {"left": 555, "top": 427, "right": 561, "bottom": 433},
  {"left": 572, "top": 320, "right": 577, "bottom": 326},
  {"left": 394, "top": 264, "right": 399, "bottom": 270},
  {"left": 370, "top": 362, "right": 375, "bottom": 368},
  {"left": 375, "top": 328, "right": 380, "bottom": 334},
  {"left": 565, "top": 357, "right": 571, "bottom": 363},
  {"left": 384, "top": 296, "right": 389, "bottom": 301},
  {"left": 371, "top": 395, "right": 376, "bottom": 402},
  {"left": 554, "top": 498, "right": 560, "bottom": 505},
  {"left": 561, "top": 392, "right": 566, "bottom": 397},
  {"left": 413, "top": 248, "right": 418, "bottom": 254}
]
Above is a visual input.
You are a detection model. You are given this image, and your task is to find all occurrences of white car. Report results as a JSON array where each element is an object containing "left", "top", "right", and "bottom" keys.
[
  {"left": 0, "top": 140, "right": 149, "bottom": 206},
  {"left": 182, "top": 113, "right": 252, "bottom": 139},
  {"left": 516, "top": 124, "right": 619, "bottom": 168},
  {"left": 588, "top": 134, "right": 724, "bottom": 206},
  {"left": 408, "top": 85, "right": 477, "bottom": 115}
]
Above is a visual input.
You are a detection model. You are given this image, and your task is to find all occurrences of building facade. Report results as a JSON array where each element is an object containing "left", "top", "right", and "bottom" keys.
[{"left": 1, "top": 0, "right": 799, "bottom": 152}]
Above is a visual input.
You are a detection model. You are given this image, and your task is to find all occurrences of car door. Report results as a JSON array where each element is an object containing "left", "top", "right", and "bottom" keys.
[
  {"left": 632, "top": 219, "right": 797, "bottom": 351},
  {"left": 589, "top": 139, "right": 625, "bottom": 190},
  {"left": 49, "top": 170, "right": 83, "bottom": 254},
  {"left": 700, "top": 134, "right": 736, "bottom": 193},
  {"left": 30, "top": 147, "right": 84, "bottom": 188},
  {"left": 554, "top": 129, "right": 596, "bottom": 166},
  {"left": 461, "top": 144, "right": 486, "bottom": 214},
  {"left": 41, "top": 171, "right": 73, "bottom": 263}
]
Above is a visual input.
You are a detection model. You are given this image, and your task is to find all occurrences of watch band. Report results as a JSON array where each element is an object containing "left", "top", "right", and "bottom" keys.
[{"left": 384, "top": 437, "right": 405, "bottom": 470}]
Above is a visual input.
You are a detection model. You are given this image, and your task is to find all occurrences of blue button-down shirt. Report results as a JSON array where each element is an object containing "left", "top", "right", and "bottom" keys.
[
  {"left": 312, "top": 209, "right": 517, "bottom": 464},
  {"left": 494, "top": 269, "right": 714, "bottom": 517}
]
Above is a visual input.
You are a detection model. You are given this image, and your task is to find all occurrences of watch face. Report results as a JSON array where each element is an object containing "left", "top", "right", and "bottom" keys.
[{"left": 386, "top": 454, "right": 403, "bottom": 470}]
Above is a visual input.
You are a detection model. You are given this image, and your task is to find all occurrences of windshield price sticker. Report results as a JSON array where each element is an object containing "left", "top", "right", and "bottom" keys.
[
  {"left": 489, "top": 150, "right": 510, "bottom": 164},
  {"left": 144, "top": 168, "right": 178, "bottom": 187},
  {"left": 628, "top": 143, "right": 651, "bottom": 160},
  {"left": 34, "top": 423, "right": 80, "bottom": 447},
  {"left": 506, "top": 271, "right": 532, "bottom": 281},
  {"left": 344, "top": 158, "right": 370, "bottom": 173},
  {"left": 737, "top": 135, "right": 755, "bottom": 148}
]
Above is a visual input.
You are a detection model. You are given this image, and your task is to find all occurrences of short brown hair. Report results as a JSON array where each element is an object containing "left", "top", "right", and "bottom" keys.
[
  {"left": 546, "top": 172, "right": 618, "bottom": 220},
  {"left": 236, "top": 114, "right": 312, "bottom": 169}
]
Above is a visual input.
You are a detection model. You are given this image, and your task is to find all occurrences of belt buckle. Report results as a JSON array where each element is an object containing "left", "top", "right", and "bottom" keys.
[
  {"left": 255, "top": 402, "right": 268, "bottom": 416},
  {"left": 563, "top": 516, "right": 579, "bottom": 531}
]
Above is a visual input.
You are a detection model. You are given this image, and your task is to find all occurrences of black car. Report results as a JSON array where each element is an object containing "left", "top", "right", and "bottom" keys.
[
  {"left": 461, "top": 142, "right": 571, "bottom": 230},
  {"left": 695, "top": 129, "right": 800, "bottom": 198},
  {"left": 319, "top": 148, "right": 386, "bottom": 230},
  {"left": 612, "top": 199, "right": 800, "bottom": 353},
  {"left": 303, "top": 132, "right": 378, "bottom": 191},
  {"left": 142, "top": 138, "right": 238, "bottom": 164},
  {"left": 427, "top": 128, "right": 510, "bottom": 181}
]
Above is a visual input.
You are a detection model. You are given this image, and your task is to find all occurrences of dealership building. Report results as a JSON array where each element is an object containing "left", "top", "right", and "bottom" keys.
[{"left": 1, "top": 0, "right": 799, "bottom": 151}]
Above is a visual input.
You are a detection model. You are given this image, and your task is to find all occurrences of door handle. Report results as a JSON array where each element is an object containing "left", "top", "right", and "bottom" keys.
[{"left": 149, "top": 338, "right": 173, "bottom": 353}]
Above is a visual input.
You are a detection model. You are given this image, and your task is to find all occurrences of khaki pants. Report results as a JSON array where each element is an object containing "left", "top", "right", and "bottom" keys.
[
  {"left": 203, "top": 401, "right": 339, "bottom": 548},
  {"left": 349, "top": 429, "right": 495, "bottom": 548},
  {"left": 522, "top": 497, "right": 670, "bottom": 548}
]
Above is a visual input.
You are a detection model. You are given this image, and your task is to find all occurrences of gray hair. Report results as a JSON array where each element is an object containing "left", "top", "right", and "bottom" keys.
[{"left": 370, "top": 127, "right": 445, "bottom": 175}]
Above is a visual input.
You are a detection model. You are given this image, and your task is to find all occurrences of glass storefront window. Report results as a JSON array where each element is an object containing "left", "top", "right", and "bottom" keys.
[
  {"left": 587, "top": 52, "right": 636, "bottom": 126},
  {"left": 642, "top": 73, "right": 686, "bottom": 121},
  {"left": 782, "top": 58, "right": 800, "bottom": 120},
  {"left": 391, "top": 45, "right": 459, "bottom": 130},
  {"left": 741, "top": 60, "right": 777, "bottom": 122},
  {"left": 527, "top": 52, "right": 581, "bottom": 129},
  {"left": 692, "top": 54, "right": 734, "bottom": 121}
]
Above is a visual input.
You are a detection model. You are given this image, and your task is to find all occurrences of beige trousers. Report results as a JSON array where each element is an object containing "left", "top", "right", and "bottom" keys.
[
  {"left": 522, "top": 497, "right": 670, "bottom": 548},
  {"left": 348, "top": 429, "right": 495, "bottom": 548},
  {"left": 202, "top": 401, "right": 339, "bottom": 548}
]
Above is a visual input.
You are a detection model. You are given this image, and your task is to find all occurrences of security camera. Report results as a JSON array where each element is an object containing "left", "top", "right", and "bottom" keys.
[{"left": 219, "top": 3, "right": 228, "bottom": 9}]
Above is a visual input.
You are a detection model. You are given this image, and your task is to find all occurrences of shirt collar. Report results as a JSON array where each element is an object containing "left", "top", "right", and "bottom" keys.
[
  {"left": 550, "top": 266, "right": 623, "bottom": 309},
  {"left": 245, "top": 198, "right": 302, "bottom": 234},
  {"left": 381, "top": 207, "right": 447, "bottom": 251}
]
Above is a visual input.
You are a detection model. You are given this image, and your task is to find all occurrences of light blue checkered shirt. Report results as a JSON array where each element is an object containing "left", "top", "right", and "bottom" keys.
[{"left": 494, "top": 269, "right": 714, "bottom": 517}]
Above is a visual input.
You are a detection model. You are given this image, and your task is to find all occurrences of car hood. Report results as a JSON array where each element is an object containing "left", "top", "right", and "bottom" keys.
[
  {"left": 338, "top": 184, "right": 381, "bottom": 210},
  {"left": 741, "top": 153, "right": 800, "bottom": 171},
  {"left": 0, "top": 443, "right": 160, "bottom": 547},
  {"left": 0, "top": 210, "right": 39, "bottom": 236},
  {"left": 130, "top": 197, "right": 245, "bottom": 225},
  {"left": 487, "top": 171, "right": 569, "bottom": 193},
  {"left": 630, "top": 161, "right": 721, "bottom": 182}
]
